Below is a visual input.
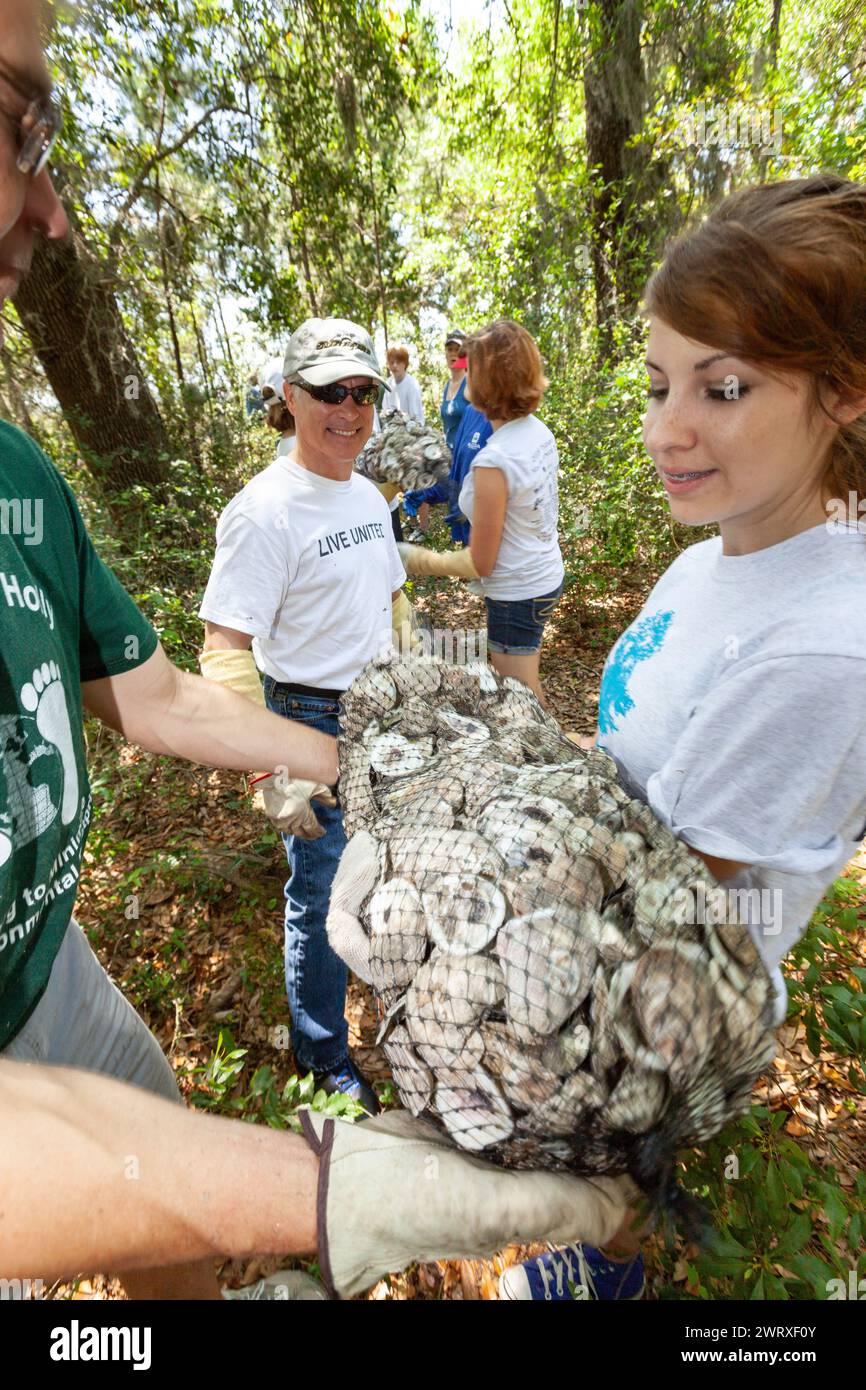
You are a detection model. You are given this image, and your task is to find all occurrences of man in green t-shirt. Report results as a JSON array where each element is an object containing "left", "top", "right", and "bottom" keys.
[{"left": 0, "top": 0, "right": 339, "bottom": 1299}]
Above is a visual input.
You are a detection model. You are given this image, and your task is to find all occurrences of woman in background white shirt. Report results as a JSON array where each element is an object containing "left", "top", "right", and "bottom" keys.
[
  {"left": 260, "top": 364, "right": 296, "bottom": 457},
  {"left": 458, "top": 320, "right": 564, "bottom": 701}
]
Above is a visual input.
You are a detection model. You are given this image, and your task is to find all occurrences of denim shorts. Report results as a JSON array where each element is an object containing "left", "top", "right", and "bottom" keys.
[{"left": 485, "top": 581, "right": 564, "bottom": 654}]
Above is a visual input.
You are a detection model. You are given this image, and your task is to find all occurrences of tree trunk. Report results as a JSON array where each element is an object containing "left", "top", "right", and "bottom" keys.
[
  {"left": 583, "top": 0, "right": 646, "bottom": 361},
  {"left": 13, "top": 228, "right": 171, "bottom": 499}
]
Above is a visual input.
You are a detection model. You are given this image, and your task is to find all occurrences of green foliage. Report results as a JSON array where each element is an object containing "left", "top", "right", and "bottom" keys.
[
  {"left": 652, "top": 881, "right": 866, "bottom": 1300},
  {"left": 188, "top": 1029, "right": 367, "bottom": 1128},
  {"left": 787, "top": 878, "right": 866, "bottom": 1094},
  {"left": 661, "top": 1105, "right": 865, "bottom": 1300},
  {"left": 541, "top": 327, "right": 684, "bottom": 578}
]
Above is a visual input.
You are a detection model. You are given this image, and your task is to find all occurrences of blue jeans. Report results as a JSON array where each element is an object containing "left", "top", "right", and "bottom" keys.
[
  {"left": 485, "top": 581, "right": 564, "bottom": 654},
  {"left": 263, "top": 680, "right": 348, "bottom": 1074}
]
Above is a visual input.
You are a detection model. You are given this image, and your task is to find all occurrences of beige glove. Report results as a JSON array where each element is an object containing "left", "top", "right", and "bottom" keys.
[
  {"left": 254, "top": 771, "right": 335, "bottom": 839},
  {"left": 298, "top": 1107, "right": 639, "bottom": 1299},
  {"left": 391, "top": 589, "right": 423, "bottom": 657},
  {"left": 375, "top": 481, "right": 401, "bottom": 505},
  {"left": 397, "top": 541, "right": 479, "bottom": 580},
  {"left": 198, "top": 647, "right": 336, "bottom": 840}
]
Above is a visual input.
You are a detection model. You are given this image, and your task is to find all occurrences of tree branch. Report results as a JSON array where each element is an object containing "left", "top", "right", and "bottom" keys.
[{"left": 107, "top": 102, "right": 231, "bottom": 262}]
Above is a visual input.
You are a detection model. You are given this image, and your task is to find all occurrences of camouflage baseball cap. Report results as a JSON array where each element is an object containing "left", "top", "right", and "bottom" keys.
[{"left": 282, "top": 317, "right": 387, "bottom": 388}]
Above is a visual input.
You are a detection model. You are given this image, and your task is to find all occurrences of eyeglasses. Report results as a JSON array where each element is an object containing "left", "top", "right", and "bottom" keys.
[
  {"left": 0, "top": 58, "right": 62, "bottom": 178},
  {"left": 295, "top": 381, "right": 380, "bottom": 407}
]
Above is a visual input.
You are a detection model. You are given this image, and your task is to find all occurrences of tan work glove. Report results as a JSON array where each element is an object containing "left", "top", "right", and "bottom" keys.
[
  {"left": 375, "top": 481, "right": 401, "bottom": 505},
  {"left": 298, "top": 1107, "right": 639, "bottom": 1299},
  {"left": 391, "top": 589, "right": 423, "bottom": 658},
  {"left": 198, "top": 647, "right": 336, "bottom": 841},
  {"left": 397, "top": 541, "right": 479, "bottom": 580}
]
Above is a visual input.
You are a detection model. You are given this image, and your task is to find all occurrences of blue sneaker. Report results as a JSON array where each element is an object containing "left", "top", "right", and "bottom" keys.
[
  {"left": 498, "top": 1244, "right": 645, "bottom": 1301},
  {"left": 314, "top": 1058, "right": 380, "bottom": 1116}
]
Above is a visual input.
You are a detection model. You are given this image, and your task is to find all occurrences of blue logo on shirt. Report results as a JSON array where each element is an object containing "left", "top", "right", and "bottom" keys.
[{"left": 598, "top": 610, "right": 673, "bottom": 734}]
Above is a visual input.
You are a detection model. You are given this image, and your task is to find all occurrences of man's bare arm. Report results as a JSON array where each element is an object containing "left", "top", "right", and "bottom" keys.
[
  {"left": 82, "top": 642, "right": 338, "bottom": 787},
  {"left": 0, "top": 1060, "right": 317, "bottom": 1280}
]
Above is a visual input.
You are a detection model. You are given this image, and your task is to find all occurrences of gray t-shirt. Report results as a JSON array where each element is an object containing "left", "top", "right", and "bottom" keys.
[{"left": 597, "top": 522, "right": 866, "bottom": 1021}]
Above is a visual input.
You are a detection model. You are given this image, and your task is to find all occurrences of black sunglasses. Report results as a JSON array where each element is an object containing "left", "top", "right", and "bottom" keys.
[{"left": 295, "top": 380, "right": 380, "bottom": 407}]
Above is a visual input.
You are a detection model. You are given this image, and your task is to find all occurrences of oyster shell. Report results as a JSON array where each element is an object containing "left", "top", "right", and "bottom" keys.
[
  {"left": 409, "top": 1016, "right": 485, "bottom": 1071},
  {"left": 525, "top": 1069, "right": 608, "bottom": 1136},
  {"left": 420, "top": 951, "right": 505, "bottom": 1005},
  {"left": 383, "top": 1023, "right": 434, "bottom": 1116},
  {"left": 434, "top": 1067, "right": 515, "bottom": 1152},
  {"left": 337, "top": 739, "right": 377, "bottom": 837},
  {"left": 394, "top": 695, "right": 439, "bottom": 737},
  {"left": 390, "top": 657, "right": 442, "bottom": 700},
  {"left": 368, "top": 876, "right": 428, "bottom": 996},
  {"left": 602, "top": 1066, "right": 669, "bottom": 1133},
  {"left": 503, "top": 851, "right": 604, "bottom": 918},
  {"left": 482, "top": 1021, "right": 561, "bottom": 1109},
  {"left": 368, "top": 732, "right": 434, "bottom": 777},
  {"left": 630, "top": 944, "right": 714, "bottom": 1085},
  {"left": 476, "top": 793, "right": 576, "bottom": 870},
  {"left": 496, "top": 909, "right": 596, "bottom": 1038},
  {"left": 388, "top": 827, "right": 505, "bottom": 887},
  {"left": 541, "top": 1016, "right": 592, "bottom": 1075},
  {"left": 423, "top": 874, "right": 508, "bottom": 955},
  {"left": 436, "top": 709, "right": 491, "bottom": 741}
]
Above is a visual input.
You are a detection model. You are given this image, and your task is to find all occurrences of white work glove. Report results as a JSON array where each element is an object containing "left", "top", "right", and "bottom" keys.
[
  {"left": 198, "top": 647, "right": 336, "bottom": 842},
  {"left": 252, "top": 770, "right": 337, "bottom": 840},
  {"left": 396, "top": 542, "right": 479, "bottom": 580},
  {"left": 298, "top": 1107, "right": 639, "bottom": 1299},
  {"left": 325, "top": 831, "right": 378, "bottom": 983}
]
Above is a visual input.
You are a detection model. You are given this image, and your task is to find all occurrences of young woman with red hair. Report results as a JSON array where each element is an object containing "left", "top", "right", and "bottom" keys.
[{"left": 501, "top": 173, "right": 866, "bottom": 1300}]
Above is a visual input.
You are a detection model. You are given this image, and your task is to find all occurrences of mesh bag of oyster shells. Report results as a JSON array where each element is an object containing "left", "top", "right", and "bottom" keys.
[
  {"left": 333, "top": 652, "right": 777, "bottom": 1214},
  {"left": 355, "top": 410, "right": 451, "bottom": 493}
]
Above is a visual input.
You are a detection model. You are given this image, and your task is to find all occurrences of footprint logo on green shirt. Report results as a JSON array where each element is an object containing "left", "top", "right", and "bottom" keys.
[{"left": 0, "top": 662, "right": 79, "bottom": 869}]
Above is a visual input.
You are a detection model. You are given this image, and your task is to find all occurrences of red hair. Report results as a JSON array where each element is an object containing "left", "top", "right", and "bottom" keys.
[
  {"left": 466, "top": 320, "right": 548, "bottom": 421},
  {"left": 644, "top": 174, "right": 866, "bottom": 498}
]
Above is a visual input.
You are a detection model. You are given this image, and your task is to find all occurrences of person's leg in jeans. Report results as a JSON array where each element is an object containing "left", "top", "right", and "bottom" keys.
[
  {"left": 281, "top": 794, "right": 349, "bottom": 1074},
  {"left": 263, "top": 684, "right": 365, "bottom": 1091}
]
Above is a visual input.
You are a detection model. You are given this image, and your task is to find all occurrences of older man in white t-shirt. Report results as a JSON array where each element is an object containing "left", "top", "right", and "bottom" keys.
[{"left": 199, "top": 319, "right": 405, "bottom": 1113}]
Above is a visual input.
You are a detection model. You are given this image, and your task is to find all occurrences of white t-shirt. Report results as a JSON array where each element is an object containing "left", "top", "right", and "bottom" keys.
[
  {"left": 458, "top": 414, "right": 564, "bottom": 600},
  {"left": 200, "top": 457, "right": 406, "bottom": 689},
  {"left": 276, "top": 435, "right": 294, "bottom": 458},
  {"left": 597, "top": 523, "right": 866, "bottom": 1020},
  {"left": 382, "top": 373, "right": 424, "bottom": 422}
]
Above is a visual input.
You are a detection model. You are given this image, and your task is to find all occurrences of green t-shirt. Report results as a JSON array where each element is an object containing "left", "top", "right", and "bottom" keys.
[{"left": 0, "top": 421, "right": 158, "bottom": 1049}]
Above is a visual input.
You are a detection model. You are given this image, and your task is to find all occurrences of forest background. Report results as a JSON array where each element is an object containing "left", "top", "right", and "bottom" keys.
[{"left": 7, "top": 0, "right": 866, "bottom": 1300}]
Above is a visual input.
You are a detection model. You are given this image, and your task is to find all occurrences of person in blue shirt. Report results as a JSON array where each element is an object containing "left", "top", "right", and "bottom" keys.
[
  {"left": 441, "top": 328, "right": 469, "bottom": 449},
  {"left": 403, "top": 402, "right": 492, "bottom": 544},
  {"left": 404, "top": 330, "right": 471, "bottom": 541}
]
